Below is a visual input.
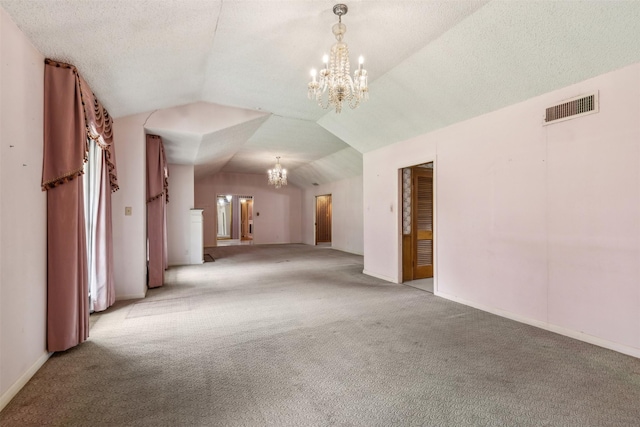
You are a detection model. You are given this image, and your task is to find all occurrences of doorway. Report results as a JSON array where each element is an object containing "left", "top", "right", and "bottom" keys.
[
  {"left": 216, "top": 194, "right": 253, "bottom": 246},
  {"left": 216, "top": 195, "right": 232, "bottom": 239},
  {"left": 402, "top": 163, "right": 434, "bottom": 287},
  {"left": 315, "top": 194, "right": 332, "bottom": 245},
  {"left": 240, "top": 197, "right": 253, "bottom": 241}
]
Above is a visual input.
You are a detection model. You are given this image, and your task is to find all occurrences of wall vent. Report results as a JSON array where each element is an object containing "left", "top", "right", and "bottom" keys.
[{"left": 543, "top": 92, "right": 598, "bottom": 125}]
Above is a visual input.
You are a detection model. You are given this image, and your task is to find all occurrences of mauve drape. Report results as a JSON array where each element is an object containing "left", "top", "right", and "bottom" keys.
[
  {"left": 42, "top": 59, "right": 118, "bottom": 351},
  {"left": 47, "top": 180, "right": 89, "bottom": 351},
  {"left": 146, "top": 134, "right": 169, "bottom": 288},
  {"left": 42, "top": 63, "right": 86, "bottom": 190},
  {"left": 43, "top": 61, "right": 89, "bottom": 352}
]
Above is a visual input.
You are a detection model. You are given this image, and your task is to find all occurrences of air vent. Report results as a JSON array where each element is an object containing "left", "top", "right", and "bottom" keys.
[{"left": 544, "top": 92, "right": 598, "bottom": 125}]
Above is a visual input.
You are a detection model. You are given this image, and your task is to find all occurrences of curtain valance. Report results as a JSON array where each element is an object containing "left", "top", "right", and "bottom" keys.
[{"left": 42, "top": 59, "right": 118, "bottom": 192}]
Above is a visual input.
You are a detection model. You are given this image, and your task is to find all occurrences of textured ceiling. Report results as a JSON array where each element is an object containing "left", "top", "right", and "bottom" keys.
[
  {"left": 319, "top": 1, "right": 640, "bottom": 152},
  {"left": 2, "top": 1, "right": 640, "bottom": 187}
]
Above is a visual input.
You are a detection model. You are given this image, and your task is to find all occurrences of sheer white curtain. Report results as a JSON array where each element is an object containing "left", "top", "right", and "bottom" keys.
[
  {"left": 84, "top": 138, "right": 102, "bottom": 312},
  {"left": 83, "top": 136, "right": 115, "bottom": 312}
]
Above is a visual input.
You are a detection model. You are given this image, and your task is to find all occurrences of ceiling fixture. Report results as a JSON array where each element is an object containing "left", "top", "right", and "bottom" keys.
[
  {"left": 268, "top": 157, "right": 287, "bottom": 189},
  {"left": 218, "top": 195, "right": 232, "bottom": 205},
  {"left": 307, "top": 4, "right": 368, "bottom": 113}
]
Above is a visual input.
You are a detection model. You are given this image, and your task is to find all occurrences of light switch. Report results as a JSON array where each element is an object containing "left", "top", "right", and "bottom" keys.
[{"left": 125, "top": 206, "right": 132, "bottom": 216}]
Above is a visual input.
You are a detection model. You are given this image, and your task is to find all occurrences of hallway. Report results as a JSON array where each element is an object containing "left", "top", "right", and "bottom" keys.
[{"left": 1, "top": 245, "right": 639, "bottom": 426}]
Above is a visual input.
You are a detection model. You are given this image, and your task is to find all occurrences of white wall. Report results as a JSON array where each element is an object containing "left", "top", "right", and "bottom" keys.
[
  {"left": 195, "top": 172, "right": 302, "bottom": 247},
  {"left": 301, "top": 175, "right": 364, "bottom": 255},
  {"left": 363, "top": 63, "right": 640, "bottom": 357},
  {"left": 167, "top": 163, "right": 194, "bottom": 265},
  {"left": 112, "top": 113, "right": 148, "bottom": 300},
  {"left": 0, "top": 7, "right": 48, "bottom": 409}
]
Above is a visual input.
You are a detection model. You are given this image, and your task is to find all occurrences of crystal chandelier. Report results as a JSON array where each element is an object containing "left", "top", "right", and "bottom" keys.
[
  {"left": 307, "top": 4, "right": 369, "bottom": 113},
  {"left": 267, "top": 157, "right": 287, "bottom": 189}
]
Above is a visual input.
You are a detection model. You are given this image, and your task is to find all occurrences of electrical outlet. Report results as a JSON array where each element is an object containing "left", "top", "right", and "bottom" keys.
[{"left": 125, "top": 206, "right": 132, "bottom": 216}]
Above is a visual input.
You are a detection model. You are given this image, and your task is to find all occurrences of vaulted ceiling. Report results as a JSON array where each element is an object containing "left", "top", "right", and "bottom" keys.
[{"left": 2, "top": 1, "right": 640, "bottom": 186}]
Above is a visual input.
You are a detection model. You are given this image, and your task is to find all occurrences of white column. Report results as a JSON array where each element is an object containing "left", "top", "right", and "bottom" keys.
[{"left": 190, "top": 209, "right": 204, "bottom": 264}]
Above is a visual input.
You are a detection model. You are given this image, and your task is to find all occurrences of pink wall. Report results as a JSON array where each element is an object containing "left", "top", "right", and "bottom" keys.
[
  {"left": 0, "top": 7, "right": 48, "bottom": 409},
  {"left": 364, "top": 63, "right": 640, "bottom": 357},
  {"left": 167, "top": 164, "right": 195, "bottom": 266},
  {"left": 363, "top": 140, "right": 437, "bottom": 283},
  {"left": 301, "top": 175, "right": 364, "bottom": 255},
  {"left": 112, "top": 113, "right": 148, "bottom": 300},
  {"left": 195, "top": 172, "right": 302, "bottom": 246}
]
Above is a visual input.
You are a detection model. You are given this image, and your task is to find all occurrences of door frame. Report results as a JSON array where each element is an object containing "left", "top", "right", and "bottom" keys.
[
  {"left": 215, "top": 194, "right": 254, "bottom": 245},
  {"left": 411, "top": 167, "right": 433, "bottom": 279},
  {"left": 397, "top": 160, "right": 437, "bottom": 292},
  {"left": 215, "top": 195, "right": 233, "bottom": 240},
  {"left": 240, "top": 198, "right": 249, "bottom": 240}
]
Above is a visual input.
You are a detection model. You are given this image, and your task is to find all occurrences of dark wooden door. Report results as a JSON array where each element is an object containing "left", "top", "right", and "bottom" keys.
[{"left": 315, "top": 195, "right": 332, "bottom": 244}]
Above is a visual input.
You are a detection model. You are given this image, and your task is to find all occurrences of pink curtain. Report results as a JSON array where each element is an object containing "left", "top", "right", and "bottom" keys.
[
  {"left": 42, "top": 59, "right": 118, "bottom": 351},
  {"left": 146, "top": 135, "right": 169, "bottom": 288},
  {"left": 46, "top": 180, "right": 89, "bottom": 352},
  {"left": 82, "top": 76, "right": 118, "bottom": 313}
]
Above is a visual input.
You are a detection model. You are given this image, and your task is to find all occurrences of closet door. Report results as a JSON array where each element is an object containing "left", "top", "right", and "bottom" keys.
[
  {"left": 315, "top": 195, "right": 332, "bottom": 244},
  {"left": 412, "top": 168, "right": 433, "bottom": 279}
]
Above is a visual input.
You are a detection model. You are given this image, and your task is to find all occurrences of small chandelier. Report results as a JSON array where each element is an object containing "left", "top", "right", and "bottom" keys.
[
  {"left": 268, "top": 157, "right": 287, "bottom": 189},
  {"left": 307, "top": 4, "right": 369, "bottom": 113}
]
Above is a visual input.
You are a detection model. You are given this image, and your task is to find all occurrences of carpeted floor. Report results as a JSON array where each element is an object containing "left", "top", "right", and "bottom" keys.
[{"left": 1, "top": 244, "right": 640, "bottom": 426}]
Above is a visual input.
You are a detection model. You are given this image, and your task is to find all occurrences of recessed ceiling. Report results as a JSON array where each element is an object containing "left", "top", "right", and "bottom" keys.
[{"left": 2, "top": 1, "right": 640, "bottom": 186}]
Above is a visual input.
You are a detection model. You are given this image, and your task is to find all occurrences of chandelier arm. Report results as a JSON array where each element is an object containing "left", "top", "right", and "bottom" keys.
[
  {"left": 315, "top": 91, "right": 333, "bottom": 110},
  {"left": 345, "top": 74, "right": 356, "bottom": 94}
]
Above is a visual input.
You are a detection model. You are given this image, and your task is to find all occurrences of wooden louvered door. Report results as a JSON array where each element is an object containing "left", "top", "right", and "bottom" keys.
[
  {"left": 412, "top": 168, "right": 433, "bottom": 279},
  {"left": 241, "top": 200, "right": 249, "bottom": 239},
  {"left": 315, "top": 194, "right": 332, "bottom": 244}
]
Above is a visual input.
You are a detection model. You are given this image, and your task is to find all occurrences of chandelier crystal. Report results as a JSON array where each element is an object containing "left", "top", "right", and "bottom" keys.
[
  {"left": 307, "top": 4, "right": 369, "bottom": 113},
  {"left": 267, "top": 157, "right": 287, "bottom": 189}
]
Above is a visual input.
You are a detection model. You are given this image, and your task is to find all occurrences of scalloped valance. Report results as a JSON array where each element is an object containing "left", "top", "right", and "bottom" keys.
[{"left": 42, "top": 59, "right": 118, "bottom": 192}]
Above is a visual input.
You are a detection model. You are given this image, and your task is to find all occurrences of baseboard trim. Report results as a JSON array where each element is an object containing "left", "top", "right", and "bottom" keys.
[
  {"left": 435, "top": 290, "right": 640, "bottom": 359},
  {"left": 362, "top": 269, "right": 399, "bottom": 284},
  {"left": 0, "top": 351, "right": 51, "bottom": 412},
  {"left": 115, "top": 292, "right": 146, "bottom": 301}
]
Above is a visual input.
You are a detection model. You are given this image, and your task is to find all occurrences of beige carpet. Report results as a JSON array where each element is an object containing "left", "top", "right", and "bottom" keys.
[{"left": 1, "top": 244, "right": 640, "bottom": 426}]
